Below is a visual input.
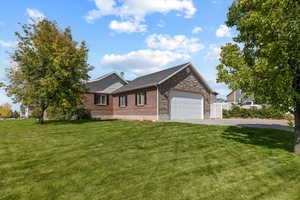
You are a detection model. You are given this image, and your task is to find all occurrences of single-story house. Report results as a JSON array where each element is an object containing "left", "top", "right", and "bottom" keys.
[{"left": 83, "top": 62, "right": 219, "bottom": 121}]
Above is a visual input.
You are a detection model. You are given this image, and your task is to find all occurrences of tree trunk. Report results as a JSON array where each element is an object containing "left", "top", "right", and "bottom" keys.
[
  {"left": 294, "top": 100, "right": 300, "bottom": 154},
  {"left": 38, "top": 106, "right": 46, "bottom": 124}
]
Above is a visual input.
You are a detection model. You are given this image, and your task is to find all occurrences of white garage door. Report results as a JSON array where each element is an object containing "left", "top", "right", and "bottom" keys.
[{"left": 170, "top": 91, "right": 204, "bottom": 120}]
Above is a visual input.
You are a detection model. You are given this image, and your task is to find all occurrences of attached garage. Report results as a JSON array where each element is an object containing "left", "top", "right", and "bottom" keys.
[{"left": 170, "top": 91, "right": 204, "bottom": 120}]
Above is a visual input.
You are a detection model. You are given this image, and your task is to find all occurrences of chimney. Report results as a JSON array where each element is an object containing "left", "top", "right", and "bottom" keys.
[{"left": 120, "top": 72, "right": 125, "bottom": 78}]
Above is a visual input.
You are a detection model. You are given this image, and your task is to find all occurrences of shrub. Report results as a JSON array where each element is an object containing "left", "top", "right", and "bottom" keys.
[
  {"left": 223, "top": 106, "right": 287, "bottom": 119},
  {"left": 74, "top": 107, "right": 92, "bottom": 120},
  {"left": 47, "top": 106, "right": 91, "bottom": 120}
]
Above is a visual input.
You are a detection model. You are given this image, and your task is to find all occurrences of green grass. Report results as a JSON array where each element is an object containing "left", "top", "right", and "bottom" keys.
[{"left": 1, "top": 120, "right": 300, "bottom": 200}]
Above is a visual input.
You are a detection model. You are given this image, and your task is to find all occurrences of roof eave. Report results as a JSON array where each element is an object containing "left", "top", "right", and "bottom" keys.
[
  {"left": 87, "top": 72, "right": 128, "bottom": 84},
  {"left": 157, "top": 62, "right": 191, "bottom": 85},
  {"left": 112, "top": 83, "right": 158, "bottom": 94},
  {"left": 157, "top": 62, "right": 215, "bottom": 94},
  {"left": 189, "top": 63, "right": 215, "bottom": 93}
]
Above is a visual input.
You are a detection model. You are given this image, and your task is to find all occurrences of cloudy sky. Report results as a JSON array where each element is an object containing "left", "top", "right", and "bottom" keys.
[{"left": 0, "top": 0, "right": 235, "bottom": 109}]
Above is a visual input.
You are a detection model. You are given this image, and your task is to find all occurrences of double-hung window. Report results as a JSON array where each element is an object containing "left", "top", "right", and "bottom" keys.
[
  {"left": 94, "top": 94, "right": 108, "bottom": 105},
  {"left": 136, "top": 91, "right": 147, "bottom": 106},
  {"left": 119, "top": 95, "right": 127, "bottom": 107}
]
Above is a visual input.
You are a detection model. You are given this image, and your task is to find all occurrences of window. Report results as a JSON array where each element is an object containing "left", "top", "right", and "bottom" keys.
[
  {"left": 94, "top": 94, "right": 108, "bottom": 105},
  {"left": 136, "top": 91, "right": 147, "bottom": 106},
  {"left": 119, "top": 95, "right": 127, "bottom": 107}
]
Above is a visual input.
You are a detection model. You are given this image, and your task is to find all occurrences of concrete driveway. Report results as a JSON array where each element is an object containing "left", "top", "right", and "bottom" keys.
[{"left": 175, "top": 118, "right": 293, "bottom": 132}]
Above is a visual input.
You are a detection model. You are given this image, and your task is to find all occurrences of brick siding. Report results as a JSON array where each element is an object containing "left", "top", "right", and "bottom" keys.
[
  {"left": 83, "top": 93, "right": 113, "bottom": 117},
  {"left": 113, "top": 87, "right": 157, "bottom": 116}
]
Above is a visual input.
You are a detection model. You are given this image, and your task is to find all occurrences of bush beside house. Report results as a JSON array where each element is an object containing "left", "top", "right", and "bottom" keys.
[{"left": 223, "top": 106, "right": 289, "bottom": 119}]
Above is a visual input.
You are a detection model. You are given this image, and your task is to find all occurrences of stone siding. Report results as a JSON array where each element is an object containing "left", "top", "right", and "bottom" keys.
[{"left": 158, "top": 67, "right": 214, "bottom": 120}]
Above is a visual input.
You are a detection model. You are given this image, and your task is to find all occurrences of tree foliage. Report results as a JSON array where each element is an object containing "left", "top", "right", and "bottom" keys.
[
  {"left": 217, "top": 0, "right": 300, "bottom": 153},
  {"left": 0, "top": 103, "right": 13, "bottom": 118},
  {"left": 6, "top": 20, "right": 92, "bottom": 123}
]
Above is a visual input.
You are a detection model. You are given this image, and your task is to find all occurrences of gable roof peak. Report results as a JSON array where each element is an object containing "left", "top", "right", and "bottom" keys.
[
  {"left": 87, "top": 72, "right": 128, "bottom": 84},
  {"left": 113, "top": 62, "right": 192, "bottom": 93}
]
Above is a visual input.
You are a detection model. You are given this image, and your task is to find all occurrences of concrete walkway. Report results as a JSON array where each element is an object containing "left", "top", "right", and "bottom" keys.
[{"left": 175, "top": 118, "right": 293, "bottom": 132}]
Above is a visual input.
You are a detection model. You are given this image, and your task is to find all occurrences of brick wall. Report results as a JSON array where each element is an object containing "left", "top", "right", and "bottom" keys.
[
  {"left": 113, "top": 87, "right": 157, "bottom": 116},
  {"left": 83, "top": 93, "right": 113, "bottom": 118}
]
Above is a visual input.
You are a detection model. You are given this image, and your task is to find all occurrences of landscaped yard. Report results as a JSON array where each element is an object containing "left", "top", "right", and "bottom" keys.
[{"left": 1, "top": 120, "right": 300, "bottom": 200}]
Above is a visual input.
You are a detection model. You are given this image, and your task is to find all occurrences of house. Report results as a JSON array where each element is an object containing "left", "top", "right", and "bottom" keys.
[
  {"left": 226, "top": 89, "right": 254, "bottom": 105},
  {"left": 226, "top": 89, "right": 262, "bottom": 109},
  {"left": 20, "top": 105, "right": 34, "bottom": 118},
  {"left": 83, "top": 62, "right": 219, "bottom": 121}
]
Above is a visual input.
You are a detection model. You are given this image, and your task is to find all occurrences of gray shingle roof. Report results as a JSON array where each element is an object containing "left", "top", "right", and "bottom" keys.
[{"left": 113, "top": 62, "right": 190, "bottom": 94}]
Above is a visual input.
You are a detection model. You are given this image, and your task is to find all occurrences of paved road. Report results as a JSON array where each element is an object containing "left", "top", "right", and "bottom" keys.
[{"left": 175, "top": 119, "right": 293, "bottom": 132}]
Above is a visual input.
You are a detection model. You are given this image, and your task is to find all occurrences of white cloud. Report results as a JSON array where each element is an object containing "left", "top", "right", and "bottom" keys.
[
  {"left": 85, "top": 0, "right": 117, "bottom": 23},
  {"left": 216, "top": 25, "right": 231, "bottom": 38},
  {"left": 109, "top": 20, "right": 147, "bottom": 33},
  {"left": 101, "top": 49, "right": 190, "bottom": 76},
  {"left": 85, "top": 0, "right": 196, "bottom": 23},
  {"left": 146, "top": 34, "right": 205, "bottom": 53},
  {"left": 205, "top": 45, "right": 221, "bottom": 61},
  {"left": 26, "top": 8, "right": 45, "bottom": 24},
  {"left": 192, "top": 26, "right": 203, "bottom": 34},
  {"left": 0, "top": 40, "right": 16, "bottom": 48},
  {"left": 157, "top": 21, "right": 165, "bottom": 28}
]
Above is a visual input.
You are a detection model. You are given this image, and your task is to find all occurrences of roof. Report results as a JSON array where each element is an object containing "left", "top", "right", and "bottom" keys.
[
  {"left": 112, "top": 62, "right": 216, "bottom": 94},
  {"left": 87, "top": 72, "right": 128, "bottom": 84},
  {"left": 113, "top": 63, "right": 190, "bottom": 93}
]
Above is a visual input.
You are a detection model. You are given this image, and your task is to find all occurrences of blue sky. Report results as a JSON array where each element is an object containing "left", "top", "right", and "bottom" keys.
[{"left": 0, "top": 0, "right": 235, "bottom": 109}]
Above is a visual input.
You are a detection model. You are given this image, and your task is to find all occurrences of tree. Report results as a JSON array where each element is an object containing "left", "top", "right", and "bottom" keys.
[
  {"left": 5, "top": 19, "right": 92, "bottom": 124},
  {"left": 0, "top": 103, "right": 13, "bottom": 118},
  {"left": 216, "top": 0, "right": 300, "bottom": 153},
  {"left": 11, "top": 110, "right": 20, "bottom": 119}
]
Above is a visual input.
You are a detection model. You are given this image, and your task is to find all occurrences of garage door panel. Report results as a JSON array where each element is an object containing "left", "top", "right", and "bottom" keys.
[{"left": 170, "top": 91, "right": 203, "bottom": 120}]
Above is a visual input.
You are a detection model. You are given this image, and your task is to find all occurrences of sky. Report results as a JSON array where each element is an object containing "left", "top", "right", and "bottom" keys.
[{"left": 0, "top": 0, "right": 235, "bottom": 110}]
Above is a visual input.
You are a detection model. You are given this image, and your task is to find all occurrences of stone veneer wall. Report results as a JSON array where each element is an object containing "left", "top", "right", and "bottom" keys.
[{"left": 158, "top": 67, "right": 214, "bottom": 120}]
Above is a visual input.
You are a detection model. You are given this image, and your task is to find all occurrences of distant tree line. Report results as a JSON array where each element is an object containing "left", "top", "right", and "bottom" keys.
[{"left": 0, "top": 103, "right": 20, "bottom": 119}]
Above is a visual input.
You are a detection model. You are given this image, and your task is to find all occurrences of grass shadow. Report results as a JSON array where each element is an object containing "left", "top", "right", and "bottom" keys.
[
  {"left": 222, "top": 126, "right": 294, "bottom": 152},
  {"left": 44, "top": 119, "right": 118, "bottom": 125}
]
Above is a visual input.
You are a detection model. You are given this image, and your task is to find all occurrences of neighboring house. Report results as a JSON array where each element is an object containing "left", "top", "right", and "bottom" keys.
[
  {"left": 226, "top": 89, "right": 254, "bottom": 105},
  {"left": 83, "top": 62, "right": 219, "bottom": 121},
  {"left": 20, "top": 105, "right": 34, "bottom": 118},
  {"left": 226, "top": 89, "right": 262, "bottom": 109}
]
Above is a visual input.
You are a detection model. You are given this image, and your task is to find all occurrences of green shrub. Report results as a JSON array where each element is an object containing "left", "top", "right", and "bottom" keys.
[
  {"left": 74, "top": 107, "right": 92, "bottom": 120},
  {"left": 223, "top": 106, "right": 287, "bottom": 119},
  {"left": 47, "top": 106, "right": 91, "bottom": 120}
]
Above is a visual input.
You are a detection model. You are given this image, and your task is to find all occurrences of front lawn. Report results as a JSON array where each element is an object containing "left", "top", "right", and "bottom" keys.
[{"left": 0, "top": 120, "right": 300, "bottom": 200}]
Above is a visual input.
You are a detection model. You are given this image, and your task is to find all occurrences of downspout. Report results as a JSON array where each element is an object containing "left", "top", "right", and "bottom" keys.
[{"left": 156, "top": 85, "right": 159, "bottom": 121}]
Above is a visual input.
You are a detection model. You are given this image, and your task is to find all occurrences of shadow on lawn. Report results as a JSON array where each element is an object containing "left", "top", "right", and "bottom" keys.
[
  {"left": 222, "top": 126, "right": 294, "bottom": 152},
  {"left": 44, "top": 119, "right": 118, "bottom": 125}
]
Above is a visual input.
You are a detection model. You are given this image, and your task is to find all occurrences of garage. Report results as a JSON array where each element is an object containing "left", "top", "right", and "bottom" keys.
[{"left": 170, "top": 91, "right": 204, "bottom": 120}]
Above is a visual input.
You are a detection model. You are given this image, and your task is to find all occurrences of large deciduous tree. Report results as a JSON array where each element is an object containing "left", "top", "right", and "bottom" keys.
[
  {"left": 217, "top": 0, "right": 300, "bottom": 153},
  {"left": 6, "top": 20, "right": 92, "bottom": 124}
]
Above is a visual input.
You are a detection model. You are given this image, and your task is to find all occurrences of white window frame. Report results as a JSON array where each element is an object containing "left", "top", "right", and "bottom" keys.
[
  {"left": 136, "top": 92, "right": 145, "bottom": 106},
  {"left": 120, "top": 95, "right": 127, "bottom": 107},
  {"left": 95, "top": 94, "right": 107, "bottom": 105}
]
